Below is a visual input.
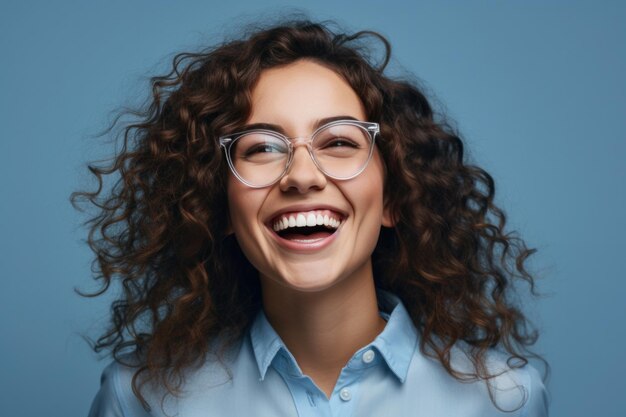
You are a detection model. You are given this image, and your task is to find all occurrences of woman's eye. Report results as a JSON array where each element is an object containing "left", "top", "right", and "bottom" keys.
[
  {"left": 325, "top": 137, "right": 358, "bottom": 148},
  {"left": 246, "top": 144, "right": 284, "bottom": 154}
]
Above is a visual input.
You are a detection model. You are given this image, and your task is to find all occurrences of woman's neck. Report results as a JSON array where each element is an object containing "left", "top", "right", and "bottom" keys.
[{"left": 260, "top": 265, "right": 386, "bottom": 398}]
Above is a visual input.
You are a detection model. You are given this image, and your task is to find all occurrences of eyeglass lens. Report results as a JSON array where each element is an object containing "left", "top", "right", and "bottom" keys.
[{"left": 229, "top": 123, "right": 372, "bottom": 186}]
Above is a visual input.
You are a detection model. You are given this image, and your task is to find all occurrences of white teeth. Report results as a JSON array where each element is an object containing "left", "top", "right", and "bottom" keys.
[{"left": 272, "top": 210, "right": 343, "bottom": 233}]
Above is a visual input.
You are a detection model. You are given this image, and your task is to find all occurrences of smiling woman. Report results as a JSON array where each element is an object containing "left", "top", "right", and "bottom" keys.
[
  {"left": 227, "top": 61, "right": 392, "bottom": 298},
  {"left": 74, "top": 19, "right": 549, "bottom": 417}
]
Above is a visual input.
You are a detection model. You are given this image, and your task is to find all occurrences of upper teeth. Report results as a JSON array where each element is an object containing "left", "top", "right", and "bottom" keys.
[{"left": 272, "top": 210, "right": 342, "bottom": 232}]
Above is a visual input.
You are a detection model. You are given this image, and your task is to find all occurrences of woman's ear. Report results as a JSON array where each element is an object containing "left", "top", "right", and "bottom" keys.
[{"left": 382, "top": 204, "right": 395, "bottom": 228}]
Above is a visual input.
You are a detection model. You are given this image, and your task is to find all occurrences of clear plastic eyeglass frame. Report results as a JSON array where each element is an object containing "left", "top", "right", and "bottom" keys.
[{"left": 219, "top": 120, "right": 379, "bottom": 188}]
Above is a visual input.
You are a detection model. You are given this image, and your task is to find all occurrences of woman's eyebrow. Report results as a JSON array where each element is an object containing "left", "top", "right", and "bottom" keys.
[
  {"left": 312, "top": 115, "right": 358, "bottom": 128},
  {"left": 238, "top": 115, "right": 359, "bottom": 135},
  {"left": 236, "top": 122, "right": 286, "bottom": 133}
]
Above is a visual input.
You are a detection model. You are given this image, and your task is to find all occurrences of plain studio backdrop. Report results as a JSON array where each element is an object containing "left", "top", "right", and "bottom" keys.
[{"left": 1, "top": 1, "right": 624, "bottom": 416}]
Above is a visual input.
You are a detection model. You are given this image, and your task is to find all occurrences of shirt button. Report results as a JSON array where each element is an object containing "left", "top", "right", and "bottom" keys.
[
  {"left": 339, "top": 388, "right": 352, "bottom": 401},
  {"left": 362, "top": 349, "right": 375, "bottom": 364}
]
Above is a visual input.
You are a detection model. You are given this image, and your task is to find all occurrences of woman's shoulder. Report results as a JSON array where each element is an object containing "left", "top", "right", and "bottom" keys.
[
  {"left": 407, "top": 342, "right": 549, "bottom": 416},
  {"left": 477, "top": 348, "right": 549, "bottom": 415},
  {"left": 87, "top": 356, "right": 151, "bottom": 417},
  {"left": 88, "top": 338, "right": 250, "bottom": 417}
]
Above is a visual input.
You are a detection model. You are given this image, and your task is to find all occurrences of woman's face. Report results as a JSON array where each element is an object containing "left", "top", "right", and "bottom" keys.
[{"left": 227, "top": 60, "right": 392, "bottom": 293}]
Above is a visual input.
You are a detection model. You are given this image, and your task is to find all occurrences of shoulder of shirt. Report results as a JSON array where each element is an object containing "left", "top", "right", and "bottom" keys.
[
  {"left": 412, "top": 341, "right": 549, "bottom": 416},
  {"left": 88, "top": 354, "right": 151, "bottom": 417},
  {"left": 89, "top": 337, "right": 248, "bottom": 417},
  {"left": 478, "top": 349, "right": 549, "bottom": 416}
]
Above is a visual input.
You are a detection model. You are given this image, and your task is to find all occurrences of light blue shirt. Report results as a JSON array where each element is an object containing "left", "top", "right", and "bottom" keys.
[{"left": 88, "top": 290, "right": 549, "bottom": 416}]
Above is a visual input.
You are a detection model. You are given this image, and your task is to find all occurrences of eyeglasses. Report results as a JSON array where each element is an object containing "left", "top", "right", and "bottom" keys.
[{"left": 219, "top": 120, "right": 379, "bottom": 188}]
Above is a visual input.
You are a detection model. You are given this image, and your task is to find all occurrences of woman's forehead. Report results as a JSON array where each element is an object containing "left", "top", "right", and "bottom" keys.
[{"left": 246, "top": 60, "right": 366, "bottom": 134}]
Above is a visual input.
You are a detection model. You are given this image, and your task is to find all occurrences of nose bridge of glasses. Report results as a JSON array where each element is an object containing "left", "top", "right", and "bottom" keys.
[
  {"left": 288, "top": 137, "right": 318, "bottom": 168},
  {"left": 281, "top": 133, "right": 326, "bottom": 181},
  {"left": 286, "top": 135, "right": 317, "bottom": 165},
  {"left": 288, "top": 135, "right": 314, "bottom": 148}
]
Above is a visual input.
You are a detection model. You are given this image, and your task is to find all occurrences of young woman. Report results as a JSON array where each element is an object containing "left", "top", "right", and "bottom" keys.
[{"left": 79, "top": 20, "right": 549, "bottom": 416}]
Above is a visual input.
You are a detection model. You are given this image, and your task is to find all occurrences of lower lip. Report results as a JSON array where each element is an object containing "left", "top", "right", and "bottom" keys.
[{"left": 267, "top": 225, "right": 341, "bottom": 252}]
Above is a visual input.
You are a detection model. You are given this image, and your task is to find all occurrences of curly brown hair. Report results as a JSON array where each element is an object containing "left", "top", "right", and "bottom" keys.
[{"left": 73, "top": 19, "right": 547, "bottom": 410}]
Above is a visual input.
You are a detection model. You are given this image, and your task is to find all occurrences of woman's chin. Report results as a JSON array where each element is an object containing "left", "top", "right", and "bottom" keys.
[{"left": 262, "top": 270, "right": 344, "bottom": 294}]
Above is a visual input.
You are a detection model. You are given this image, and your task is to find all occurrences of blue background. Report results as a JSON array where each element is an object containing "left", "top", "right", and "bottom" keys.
[{"left": 1, "top": 1, "right": 624, "bottom": 416}]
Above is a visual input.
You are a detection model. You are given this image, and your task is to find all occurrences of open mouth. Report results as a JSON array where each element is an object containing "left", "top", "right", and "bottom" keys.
[{"left": 270, "top": 210, "right": 344, "bottom": 242}]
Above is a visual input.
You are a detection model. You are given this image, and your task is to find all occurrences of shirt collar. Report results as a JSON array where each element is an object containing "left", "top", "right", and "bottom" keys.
[
  {"left": 370, "top": 290, "right": 419, "bottom": 383},
  {"left": 249, "top": 289, "right": 418, "bottom": 383},
  {"left": 249, "top": 308, "right": 284, "bottom": 381}
]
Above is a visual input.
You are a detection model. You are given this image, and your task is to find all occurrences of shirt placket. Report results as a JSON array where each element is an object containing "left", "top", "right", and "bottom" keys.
[
  {"left": 326, "top": 366, "right": 362, "bottom": 417},
  {"left": 273, "top": 348, "right": 380, "bottom": 417}
]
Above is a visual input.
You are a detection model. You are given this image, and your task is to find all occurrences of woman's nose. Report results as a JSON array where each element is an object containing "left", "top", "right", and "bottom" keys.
[{"left": 279, "top": 146, "right": 327, "bottom": 193}]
